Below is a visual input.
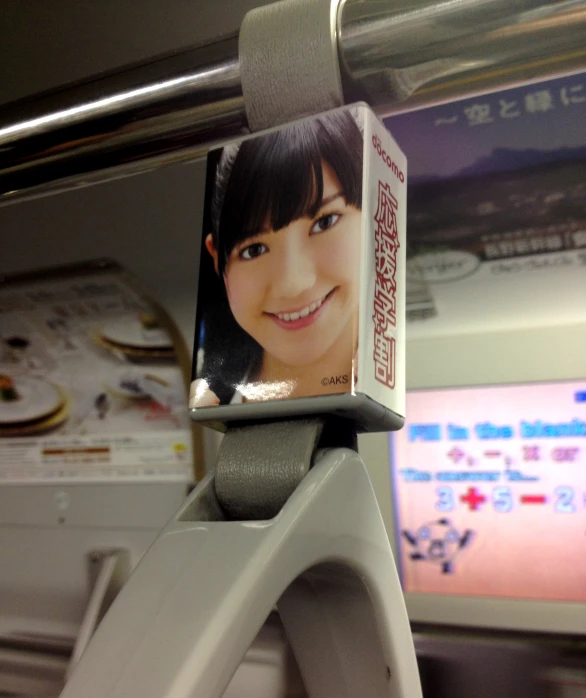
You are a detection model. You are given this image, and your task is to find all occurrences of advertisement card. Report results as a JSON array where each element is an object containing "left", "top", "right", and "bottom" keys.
[
  {"left": 385, "top": 71, "right": 586, "bottom": 335},
  {"left": 190, "top": 105, "right": 407, "bottom": 431},
  {"left": 0, "top": 261, "right": 195, "bottom": 483}
]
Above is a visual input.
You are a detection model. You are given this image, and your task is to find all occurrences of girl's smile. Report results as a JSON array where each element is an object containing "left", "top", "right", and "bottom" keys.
[{"left": 265, "top": 288, "right": 336, "bottom": 330}]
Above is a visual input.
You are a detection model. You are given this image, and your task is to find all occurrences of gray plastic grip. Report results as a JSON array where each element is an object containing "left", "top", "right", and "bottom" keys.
[
  {"left": 214, "top": 419, "right": 324, "bottom": 520},
  {"left": 239, "top": 0, "right": 344, "bottom": 132}
]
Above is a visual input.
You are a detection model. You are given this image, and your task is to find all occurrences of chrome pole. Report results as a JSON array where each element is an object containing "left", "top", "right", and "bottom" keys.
[
  {"left": 1, "top": 0, "right": 585, "bottom": 204},
  {"left": 0, "top": 36, "right": 245, "bottom": 204},
  {"left": 338, "top": 0, "right": 586, "bottom": 110}
]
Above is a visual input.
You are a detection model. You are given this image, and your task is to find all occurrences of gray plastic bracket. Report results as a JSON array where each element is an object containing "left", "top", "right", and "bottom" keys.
[
  {"left": 61, "top": 447, "right": 422, "bottom": 698},
  {"left": 66, "top": 549, "right": 130, "bottom": 681},
  {"left": 239, "top": 0, "right": 344, "bottom": 131}
]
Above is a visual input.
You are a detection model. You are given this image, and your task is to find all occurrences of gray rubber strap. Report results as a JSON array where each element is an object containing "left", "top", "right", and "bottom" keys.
[
  {"left": 215, "top": 419, "right": 324, "bottom": 520},
  {"left": 239, "top": 0, "right": 344, "bottom": 132}
]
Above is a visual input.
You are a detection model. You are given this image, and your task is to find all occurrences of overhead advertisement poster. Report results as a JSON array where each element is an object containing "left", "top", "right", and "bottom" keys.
[
  {"left": 385, "top": 71, "right": 586, "bottom": 336},
  {"left": 0, "top": 260, "right": 194, "bottom": 484}
]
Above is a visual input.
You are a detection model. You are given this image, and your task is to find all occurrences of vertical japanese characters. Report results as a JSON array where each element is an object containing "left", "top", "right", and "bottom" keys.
[{"left": 372, "top": 181, "right": 400, "bottom": 389}]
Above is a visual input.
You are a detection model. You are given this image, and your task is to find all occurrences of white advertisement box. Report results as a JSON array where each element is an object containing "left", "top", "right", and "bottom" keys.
[{"left": 190, "top": 104, "right": 407, "bottom": 432}]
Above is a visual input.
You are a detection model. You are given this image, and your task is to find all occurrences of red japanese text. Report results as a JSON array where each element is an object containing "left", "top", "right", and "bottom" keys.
[{"left": 373, "top": 181, "right": 399, "bottom": 389}]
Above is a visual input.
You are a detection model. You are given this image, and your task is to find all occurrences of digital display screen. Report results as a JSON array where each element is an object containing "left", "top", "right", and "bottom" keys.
[{"left": 391, "top": 381, "right": 586, "bottom": 602}]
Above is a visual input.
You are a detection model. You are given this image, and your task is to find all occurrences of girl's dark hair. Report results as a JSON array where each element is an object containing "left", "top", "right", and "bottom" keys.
[{"left": 197, "top": 109, "right": 363, "bottom": 403}]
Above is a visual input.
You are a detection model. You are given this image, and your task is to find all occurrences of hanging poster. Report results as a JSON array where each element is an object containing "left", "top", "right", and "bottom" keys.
[
  {"left": 385, "top": 71, "right": 586, "bottom": 335},
  {"left": 0, "top": 260, "right": 195, "bottom": 483}
]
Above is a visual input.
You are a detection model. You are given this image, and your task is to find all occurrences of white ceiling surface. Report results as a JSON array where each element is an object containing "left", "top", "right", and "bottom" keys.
[{"left": 1, "top": 1, "right": 584, "bottom": 346}]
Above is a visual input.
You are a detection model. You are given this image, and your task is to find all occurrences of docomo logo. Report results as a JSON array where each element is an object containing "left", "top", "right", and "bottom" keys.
[{"left": 372, "top": 133, "right": 405, "bottom": 183}]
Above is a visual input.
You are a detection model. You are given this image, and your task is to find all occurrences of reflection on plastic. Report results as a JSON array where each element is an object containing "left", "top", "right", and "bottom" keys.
[
  {"left": 190, "top": 377, "right": 297, "bottom": 408},
  {"left": 189, "top": 379, "right": 220, "bottom": 408},
  {"left": 237, "top": 380, "right": 297, "bottom": 403}
]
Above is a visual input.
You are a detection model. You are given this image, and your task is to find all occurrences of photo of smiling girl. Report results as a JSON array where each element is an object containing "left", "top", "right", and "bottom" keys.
[{"left": 190, "top": 109, "right": 364, "bottom": 408}]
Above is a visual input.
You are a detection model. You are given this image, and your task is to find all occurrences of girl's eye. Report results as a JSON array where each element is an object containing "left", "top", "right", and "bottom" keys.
[
  {"left": 239, "top": 243, "right": 268, "bottom": 260},
  {"left": 311, "top": 213, "right": 340, "bottom": 234}
]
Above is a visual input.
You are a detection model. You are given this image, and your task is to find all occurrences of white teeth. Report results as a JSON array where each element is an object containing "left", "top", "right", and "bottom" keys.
[{"left": 276, "top": 295, "right": 327, "bottom": 322}]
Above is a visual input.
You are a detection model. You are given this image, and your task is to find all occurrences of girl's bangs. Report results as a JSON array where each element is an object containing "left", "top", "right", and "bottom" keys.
[
  {"left": 216, "top": 111, "right": 363, "bottom": 272},
  {"left": 231, "top": 129, "right": 325, "bottom": 250}
]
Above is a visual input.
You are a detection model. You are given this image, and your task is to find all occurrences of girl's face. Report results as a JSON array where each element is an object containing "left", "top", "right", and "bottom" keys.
[{"left": 207, "top": 162, "right": 362, "bottom": 368}]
